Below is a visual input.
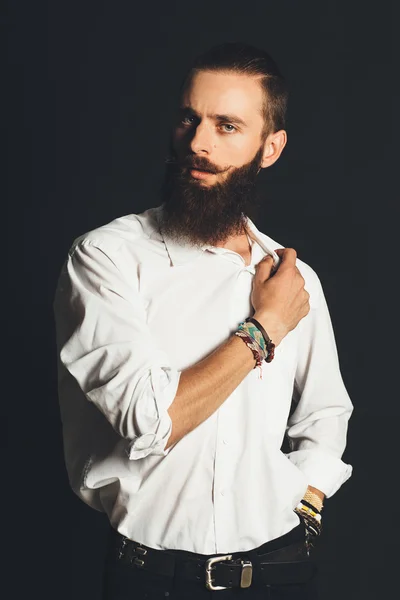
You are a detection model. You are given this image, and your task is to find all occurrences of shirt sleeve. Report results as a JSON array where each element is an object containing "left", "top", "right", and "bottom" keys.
[
  {"left": 54, "top": 239, "right": 182, "bottom": 460},
  {"left": 285, "top": 271, "right": 354, "bottom": 498}
]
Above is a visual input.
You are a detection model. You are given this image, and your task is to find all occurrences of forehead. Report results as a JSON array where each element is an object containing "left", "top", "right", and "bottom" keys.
[{"left": 181, "top": 71, "right": 264, "bottom": 126}]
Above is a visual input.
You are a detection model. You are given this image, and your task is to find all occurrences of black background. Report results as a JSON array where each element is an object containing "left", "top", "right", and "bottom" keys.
[{"left": 7, "top": 1, "right": 396, "bottom": 598}]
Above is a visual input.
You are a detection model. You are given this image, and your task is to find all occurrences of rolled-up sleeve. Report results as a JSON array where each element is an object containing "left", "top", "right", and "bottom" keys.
[
  {"left": 285, "top": 272, "right": 354, "bottom": 498},
  {"left": 54, "top": 239, "right": 182, "bottom": 460}
]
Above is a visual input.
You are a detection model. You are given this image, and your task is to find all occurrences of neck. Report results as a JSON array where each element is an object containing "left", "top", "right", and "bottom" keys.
[{"left": 213, "top": 229, "right": 251, "bottom": 251}]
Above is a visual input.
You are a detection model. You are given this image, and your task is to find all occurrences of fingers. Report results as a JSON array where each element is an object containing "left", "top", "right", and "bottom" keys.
[
  {"left": 276, "top": 248, "right": 302, "bottom": 280},
  {"left": 302, "top": 289, "right": 311, "bottom": 317},
  {"left": 273, "top": 248, "right": 307, "bottom": 292},
  {"left": 254, "top": 254, "right": 274, "bottom": 280},
  {"left": 256, "top": 248, "right": 305, "bottom": 288},
  {"left": 275, "top": 247, "right": 297, "bottom": 267},
  {"left": 295, "top": 266, "right": 305, "bottom": 284},
  {"left": 257, "top": 254, "right": 274, "bottom": 266}
]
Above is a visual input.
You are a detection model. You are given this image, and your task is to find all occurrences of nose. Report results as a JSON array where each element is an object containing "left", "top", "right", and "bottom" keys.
[{"left": 189, "top": 121, "right": 214, "bottom": 155}]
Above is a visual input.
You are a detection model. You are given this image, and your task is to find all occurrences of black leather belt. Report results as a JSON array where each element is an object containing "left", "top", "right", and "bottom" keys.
[{"left": 105, "top": 523, "right": 317, "bottom": 590}]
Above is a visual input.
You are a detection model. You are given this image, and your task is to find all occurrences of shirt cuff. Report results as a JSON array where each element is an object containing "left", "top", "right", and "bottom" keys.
[
  {"left": 126, "top": 366, "right": 181, "bottom": 460},
  {"left": 286, "top": 448, "right": 353, "bottom": 498}
]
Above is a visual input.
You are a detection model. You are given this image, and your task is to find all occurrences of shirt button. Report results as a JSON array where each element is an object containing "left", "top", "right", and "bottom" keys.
[
  {"left": 220, "top": 490, "right": 225, "bottom": 496},
  {"left": 222, "top": 439, "right": 228, "bottom": 445}
]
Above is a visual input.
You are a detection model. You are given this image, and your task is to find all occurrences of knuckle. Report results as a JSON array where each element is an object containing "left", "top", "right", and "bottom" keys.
[
  {"left": 294, "top": 266, "right": 303, "bottom": 279},
  {"left": 298, "top": 274, "right": 305, "bottom": 287},
  {"left": 257, "top": 256, "right": 272, "bottom": 267},
  {"left": 283, "top": 247, "right": 297, "bottom": 261}
]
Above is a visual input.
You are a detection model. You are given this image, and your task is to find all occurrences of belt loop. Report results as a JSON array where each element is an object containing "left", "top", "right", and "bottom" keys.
[{"left": 132, "top": 544, "right": 148, "bottom": 568}]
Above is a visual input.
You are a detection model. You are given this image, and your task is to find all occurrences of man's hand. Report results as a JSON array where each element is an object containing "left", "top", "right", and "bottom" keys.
[
  {"left": 297, "top": 485, "right": 325, "bottom": 538},
  {"left": 251, "top": 248, "right": 310, "bottom": 347}
]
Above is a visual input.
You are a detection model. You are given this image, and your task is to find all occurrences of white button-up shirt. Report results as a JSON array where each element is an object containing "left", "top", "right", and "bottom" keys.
[{"left": 53, "top": 203, "right": 353, "bottom": 553}]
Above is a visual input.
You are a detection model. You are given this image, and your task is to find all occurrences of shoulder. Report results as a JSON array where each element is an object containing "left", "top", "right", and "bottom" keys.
[
  {"left": 67, "top": 206, "right": 161, "bottom": 260},
  {"left": 295, "top": 257, "right": 323, "bottom": 308}
]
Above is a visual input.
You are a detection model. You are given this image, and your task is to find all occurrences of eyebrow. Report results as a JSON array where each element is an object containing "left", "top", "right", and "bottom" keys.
[{"left": 178, "top": 106, "right": 249, "bottom": 128}]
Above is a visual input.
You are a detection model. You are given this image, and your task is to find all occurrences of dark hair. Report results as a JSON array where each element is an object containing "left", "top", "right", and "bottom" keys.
[{"left": 179, "top": 42, "right": 288, "bottom": 140}]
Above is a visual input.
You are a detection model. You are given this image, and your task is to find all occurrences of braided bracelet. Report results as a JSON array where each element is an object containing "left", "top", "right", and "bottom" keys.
[
  {"left": 235, "top": 328, "right": 266, "bottom": 379},
  {"left": 234, "top": 319, "right": 275, "bottom": 379},
  {"left": 245, "top": 317, "right": 275, "bottom": 362}
]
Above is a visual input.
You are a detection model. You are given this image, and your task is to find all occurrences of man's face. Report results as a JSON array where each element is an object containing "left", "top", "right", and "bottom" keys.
[{"left": 159, "top": 71, "right": 268, "bottom": 247}]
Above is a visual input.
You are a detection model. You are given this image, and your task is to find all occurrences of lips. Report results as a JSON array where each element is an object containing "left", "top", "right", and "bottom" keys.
[{"left": 189, "top": 169, "right": 215, "bottom": 180}]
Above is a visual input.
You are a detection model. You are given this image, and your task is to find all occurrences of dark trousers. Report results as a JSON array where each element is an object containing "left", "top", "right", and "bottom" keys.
[{"left": 102, "top": 523, "right": 319, "bottom": 600}]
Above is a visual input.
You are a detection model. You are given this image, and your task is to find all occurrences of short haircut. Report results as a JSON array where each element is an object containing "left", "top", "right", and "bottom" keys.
[{"left": 179, "top": 41, "right": 288, "bottom": 140}]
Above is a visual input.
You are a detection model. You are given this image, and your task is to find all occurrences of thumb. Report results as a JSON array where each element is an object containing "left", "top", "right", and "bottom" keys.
[{"left": 256, "top": 254, "right": 275, "bottom": 275}]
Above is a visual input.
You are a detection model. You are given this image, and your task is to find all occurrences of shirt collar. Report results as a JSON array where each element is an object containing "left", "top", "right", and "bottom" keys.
[{"left": 152, "top": 203, "right": 280, "bottom": 267}]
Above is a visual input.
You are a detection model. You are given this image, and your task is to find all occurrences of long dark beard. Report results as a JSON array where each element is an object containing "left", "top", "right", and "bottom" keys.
[{"left": 158, "top": 145, "right": 264, "bottom": 247}]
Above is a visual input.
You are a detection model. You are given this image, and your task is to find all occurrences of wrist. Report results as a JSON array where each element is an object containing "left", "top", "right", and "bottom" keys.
[
  {"left": 305, "top": 486, "right": 325, "bottom": 511},
  {"left": 252, "top": 312, "right": 286, "bottom": 347}
]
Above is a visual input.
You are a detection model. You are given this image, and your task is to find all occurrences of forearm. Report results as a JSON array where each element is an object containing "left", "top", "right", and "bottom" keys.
[
  {"left": 165, "top": 251, "right": 308, "bottom": 452},
  {"left": 166, "top": 333, "right": 256, "bottom": 449},
  {"left": 166, "top": 309, "right": 286, "bottom": 450}
]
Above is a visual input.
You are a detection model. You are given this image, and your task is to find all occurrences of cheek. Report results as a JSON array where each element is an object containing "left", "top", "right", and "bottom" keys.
[
  {"left": 172, "top": 131, "right": 184, "bottom": 151},
  {"left": 222, "top": 136, "right": 257, "bottom": 160},
  {"left": 172, "top": 128, "right": 191, "bottom": 151}
]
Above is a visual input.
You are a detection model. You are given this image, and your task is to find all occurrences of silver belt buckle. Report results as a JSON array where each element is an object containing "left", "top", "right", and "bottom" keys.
[{"left": 205, "top": 554, "right": 253, "bottom": 590}]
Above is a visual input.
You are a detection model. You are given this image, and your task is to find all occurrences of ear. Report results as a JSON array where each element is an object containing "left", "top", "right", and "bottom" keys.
[{"left": 260, "top": 129, "right": 287, "bottom": 169}]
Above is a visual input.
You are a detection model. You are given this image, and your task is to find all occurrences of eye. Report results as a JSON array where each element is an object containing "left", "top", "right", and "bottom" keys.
[
  {"left": 179, "top": 116, "right": 237, "bottom": 133},
  {"left": 181, "top": 116, "right": 196, "bottom": 125},
  {"left": 220, "top": 124, "right": 237, "bottom": 133}
]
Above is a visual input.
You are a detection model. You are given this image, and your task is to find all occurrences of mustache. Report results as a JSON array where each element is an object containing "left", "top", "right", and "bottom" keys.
[{"left": 164, "top": 155, "right": 225, "bottom": 175}]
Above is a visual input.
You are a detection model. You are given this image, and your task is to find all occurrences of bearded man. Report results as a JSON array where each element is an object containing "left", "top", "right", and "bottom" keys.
[{"left": 53, "top": 41, "right": 353, "bottom": 600}]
